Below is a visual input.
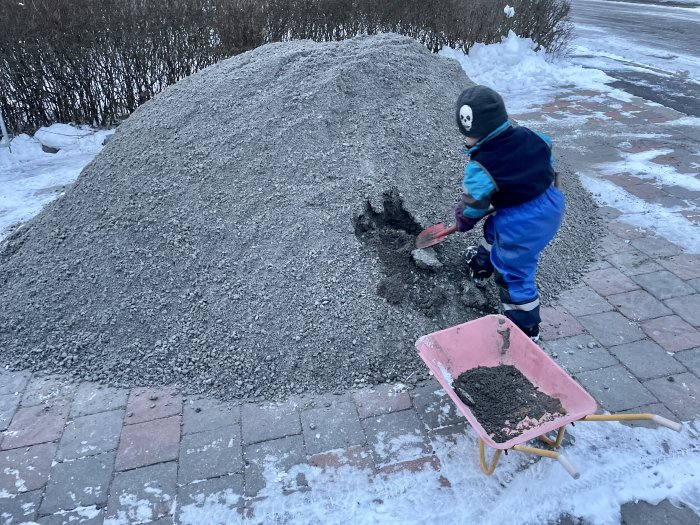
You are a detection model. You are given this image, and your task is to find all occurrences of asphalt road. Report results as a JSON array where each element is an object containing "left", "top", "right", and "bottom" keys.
[{"left": 570, "top": 0, "right": 700, "bottom": 116}]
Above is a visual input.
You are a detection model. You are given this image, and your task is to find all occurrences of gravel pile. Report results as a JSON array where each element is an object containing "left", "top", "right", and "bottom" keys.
[{"left": 0, "top": 34, "right": 603, "bottom": 400}]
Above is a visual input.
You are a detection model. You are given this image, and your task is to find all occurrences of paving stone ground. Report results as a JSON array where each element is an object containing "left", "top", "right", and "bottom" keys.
[{"left": 1, "top": 88, "right": 699, "bottom": 524}]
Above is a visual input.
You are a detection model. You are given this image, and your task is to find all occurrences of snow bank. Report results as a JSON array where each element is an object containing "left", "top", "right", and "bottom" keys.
[{"left": 439, "top": 31, "right": 614, "bottom": 114}]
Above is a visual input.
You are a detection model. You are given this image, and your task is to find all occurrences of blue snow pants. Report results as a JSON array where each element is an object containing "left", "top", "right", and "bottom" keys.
[{"left": 469, "top": 185, "right": 565, "bottom": 331}]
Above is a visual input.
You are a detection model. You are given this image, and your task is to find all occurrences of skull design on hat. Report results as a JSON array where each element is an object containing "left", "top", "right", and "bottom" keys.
[
  {"left": 456, "top": 85, "right": 509, "bottom": 139},
  {"left": 459, "top": 105, "right": 473, "bottom": 131}
]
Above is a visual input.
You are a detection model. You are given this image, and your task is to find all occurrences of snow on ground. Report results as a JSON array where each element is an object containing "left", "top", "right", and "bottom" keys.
[
  {"left": 439, "top": 31, "right": 616, "bottom": 115},
  {"left": 0, "top": 124, "right": 114, "bottom": 240},
  {"left": 598, "top": 148, "right": 700, "bottom": 192},
  {"left": 171, "top": 418, "right": 700, "bottom": 525},
  {"left": 581, "top": 174, "right": 700, "bottom": 251}
]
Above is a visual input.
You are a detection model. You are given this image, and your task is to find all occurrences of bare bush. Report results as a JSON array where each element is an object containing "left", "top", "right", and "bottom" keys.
[
  {"left": 0, "top": 0, "right": 570, "bottom": 134},
  {"left": 0, "top": 0, "right": 266, "bottom": 133}
]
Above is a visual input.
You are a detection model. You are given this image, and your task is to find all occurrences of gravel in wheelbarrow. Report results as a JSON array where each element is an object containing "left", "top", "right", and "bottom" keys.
[{"left": 453, "top": 365, "right": 566, "bottom": 444}]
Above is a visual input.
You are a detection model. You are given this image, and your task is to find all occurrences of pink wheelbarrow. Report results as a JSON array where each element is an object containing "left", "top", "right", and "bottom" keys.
[{"left": 415, "top": 314, "right": 683, "bottom": 479}]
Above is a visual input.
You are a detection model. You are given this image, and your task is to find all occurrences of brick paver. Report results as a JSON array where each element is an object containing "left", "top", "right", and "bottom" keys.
[
  {"left": 57, "top": 409, "right": 124, "bottom": 460},
  {"left": 641, "top": 316, "right": 700, "bottom": 353},
  {"left": 362, "top": 409, "right": 432, "bottom": 468},
  {"left": 307, "top": 445, "right": 376, "bottom": 471},
  {"left": 543, "top": 334, "right": 618, "bottom": 374},
  {"left": 0, "top": 489, "right": 41, "bottom": 524},
  {"left": 632, "top": 270, "right": 693, "bottom": 300},
  {"left": 177, "top": 475, "right": 243, "bottom": 523},
  {"left": 0, "top": 442, "right": 56, "bottom": 494},
  {"left": 243, "top": 435, "right": 306, "bottom": 497},
  {"left": 540, "top": 306, "right": 585, "bottom": 340},
  {"left": 575, "top": 365, "right": 657, "bottom": 412},
  {"left": 377, "top": 454, "right": 442, "bottom": 477},
  {"left": 599, "top": 233, "right": 635, "bottom": 255},
  {"left": 687, "top": 278, "right": 700, "bottom": 293},
  {"left": 411, "top": 380, "right": 465, "bottom": 430},
  {"left": 71, "top": 382, "right": 129, "bottom": 418},
  {"left": 124, "top": 386, "right": 182, "bottom": 425},
  {"left": 608, "top": 340, "right": 686, "bottom": 380},
  {"left": 606, "top": 289, "right": 673, "bottom": 321},
  {"left": 115, "top": 415, "right": 181, "bottom": 471},
  {"left": 105, "top": 462, "right": 177, "bottom": 524},
  {"left": 183, "top": 397, "right": 241, "bottom": 435},
  {"left": 241, "top": 400, "right": 301, "bottom": 445},
  {"left": 630, "top": 236, "right": 683, "bottom": 257},
  {"left": 1, "top": 400, "right": 69, "bottom": 450},
  {"left": 643, "top": 373, "right": 700, "bottom": 421},
  {"left": 21, "top": 375, "right": 77, "bottom": 407},
  {"left": 605, "top": 249, "right": 663, "bottom": 275},
  {"left": 557, "top": 286, "right": 613, "bottom": 317},
  {"left": 301, "top": 401, "right": 366, "bottom": 455},
  {"left": 178, "top": 425, "right": 243, "bottom": 484},
  {"left": 40, "top": 451, "right": 115, "bottom": 513},
  {"left": 39, "top": 508, "right": 104, "bottom": 525},
  {"left": 583, "top": 267, "right": 640, "bottom": 297},
  {"left": 664, "top": 293, "right": 700, "bottom": 327},
  {"left": 0, "top": 370, "right": 31, "bottom": 395},
  {"left": 658, "top": 254, "right": 700, "bottom": 279},
  {"left": 606, "top": 222, "right": 645, "bottom": 240},
  {"left": 353, "top": 383, "right": 412, "bottom": 418},
  {"left": 674, "top": 348, "right": 700, "bottom": 376},
  {"left": 578, "top": 311, "right": 646, "bottom": 347},
  {"left": 0, "top": 394, "right": 20, "bottom": 432}
]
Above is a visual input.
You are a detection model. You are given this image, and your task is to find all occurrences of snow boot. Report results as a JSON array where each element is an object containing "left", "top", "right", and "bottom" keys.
[
  {"left": 465, "top": 246, "right": 491, "bottom": 287},
  {"left": 522, "top": 325, "right": 540, "bottom": 343}
]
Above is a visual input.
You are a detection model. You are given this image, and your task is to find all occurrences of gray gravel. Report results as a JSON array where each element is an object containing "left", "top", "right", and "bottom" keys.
[{"left": 0, "top": 34, "right": 604, "bottom": 400}]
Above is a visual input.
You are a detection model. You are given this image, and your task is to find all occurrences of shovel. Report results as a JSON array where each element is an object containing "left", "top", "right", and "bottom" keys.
[
  {"left": 416, "top": 208, "right": 496, "bottom": 249},
  {"left": 415, "top": 224, "right": 457, "bottom": 249}
]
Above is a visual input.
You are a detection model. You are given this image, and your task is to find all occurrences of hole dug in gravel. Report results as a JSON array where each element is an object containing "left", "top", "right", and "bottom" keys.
[{"left": 354, "top": 189, "right": 487, "bottom": 319}]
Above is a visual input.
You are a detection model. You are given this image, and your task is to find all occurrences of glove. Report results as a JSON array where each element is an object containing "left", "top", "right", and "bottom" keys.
[{"left": 454, "top": 201, "right": 479, "bottom": 232}]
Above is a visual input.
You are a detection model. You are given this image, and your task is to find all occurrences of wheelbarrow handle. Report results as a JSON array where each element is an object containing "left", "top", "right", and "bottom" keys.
[
  {"left": 557, "top": 454, "right": 580, "bottom": 479},
  {"left": 651, "top": 414, "right": 683, "bottom": 432}
]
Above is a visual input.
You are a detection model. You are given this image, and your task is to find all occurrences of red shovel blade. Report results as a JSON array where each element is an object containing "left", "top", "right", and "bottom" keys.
[{"left": 415, "top": 224, "right": 457, "bottom": 249}]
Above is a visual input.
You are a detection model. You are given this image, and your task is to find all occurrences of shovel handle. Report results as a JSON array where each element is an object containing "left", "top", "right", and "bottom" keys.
[{"left": 435, "top": 225, "right": 458, "bottom": 239}]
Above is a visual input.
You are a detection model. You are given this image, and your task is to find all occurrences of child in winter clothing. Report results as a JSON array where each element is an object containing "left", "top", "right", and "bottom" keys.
[{"left": 453, "top": 85, "right": 565, "bottom": 341}]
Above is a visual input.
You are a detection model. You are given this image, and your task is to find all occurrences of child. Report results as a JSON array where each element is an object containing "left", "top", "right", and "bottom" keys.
[{"left": 453, "top": 85, "right": 565, "bottom": 342}]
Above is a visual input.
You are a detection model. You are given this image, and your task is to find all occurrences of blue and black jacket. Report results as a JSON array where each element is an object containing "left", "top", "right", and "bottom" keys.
[{"left": 460, "top": 121, "right": 556, "bottom": 220}]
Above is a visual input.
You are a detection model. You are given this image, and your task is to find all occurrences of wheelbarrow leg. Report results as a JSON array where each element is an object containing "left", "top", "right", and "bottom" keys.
[
  {"left": 478, "top": 439, "right": 502, "bottom": 475},
  {"left": 512, "top": 444, "right": 580, "bottom": 479},
  {"left": 539, "top": 426, "right": 567, "bottom": 447},
  {"left": 478, "top": 438, "right": 579, "bottom": 478}
]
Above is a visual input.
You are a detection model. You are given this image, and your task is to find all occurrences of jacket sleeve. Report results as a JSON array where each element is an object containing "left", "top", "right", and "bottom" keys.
[
  {"left": 533, "top": 130, "right": 555, "bottom": 168},
  {"left": 533, "top": 130, "right": 560, "bottom": 187},
  {"left": 460, "top": 161, "right": 497, "bottom": 219}
]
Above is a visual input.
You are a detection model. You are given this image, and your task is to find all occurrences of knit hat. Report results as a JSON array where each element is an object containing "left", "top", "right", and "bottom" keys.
[{"left": 455, "top": 85, "right": 509, "bottom": 139}]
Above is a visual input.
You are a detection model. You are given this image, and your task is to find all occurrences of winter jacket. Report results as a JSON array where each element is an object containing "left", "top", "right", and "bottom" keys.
[{"left": 459, "top": 121, "right": 555, "bottom": 219}]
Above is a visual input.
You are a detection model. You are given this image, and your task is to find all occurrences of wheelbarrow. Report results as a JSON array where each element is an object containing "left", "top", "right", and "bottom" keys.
[{"left": 415, "top": 314, "right": 682, "bottom": 479}]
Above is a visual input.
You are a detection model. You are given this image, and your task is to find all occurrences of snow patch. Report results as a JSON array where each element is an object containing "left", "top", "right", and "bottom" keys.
[
  {"left": 580, "top": 174, "right": 700, "bottom": 252},
  {"left": 243, "top": 418, "right": 700, "bottom": 524},
  {"left": 597, "top": 148, "right": 700, "bottom": 191},
  {"left": 440, "top": 31, "right": 615, "bottom": 114},
  {"left": 0, "top": 124, "right": 114, "bottom": 240}
]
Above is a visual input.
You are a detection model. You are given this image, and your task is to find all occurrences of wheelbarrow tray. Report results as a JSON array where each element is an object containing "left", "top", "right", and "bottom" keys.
[{"left": 416, "top": 314, "right": 597, "bottom": 449}]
